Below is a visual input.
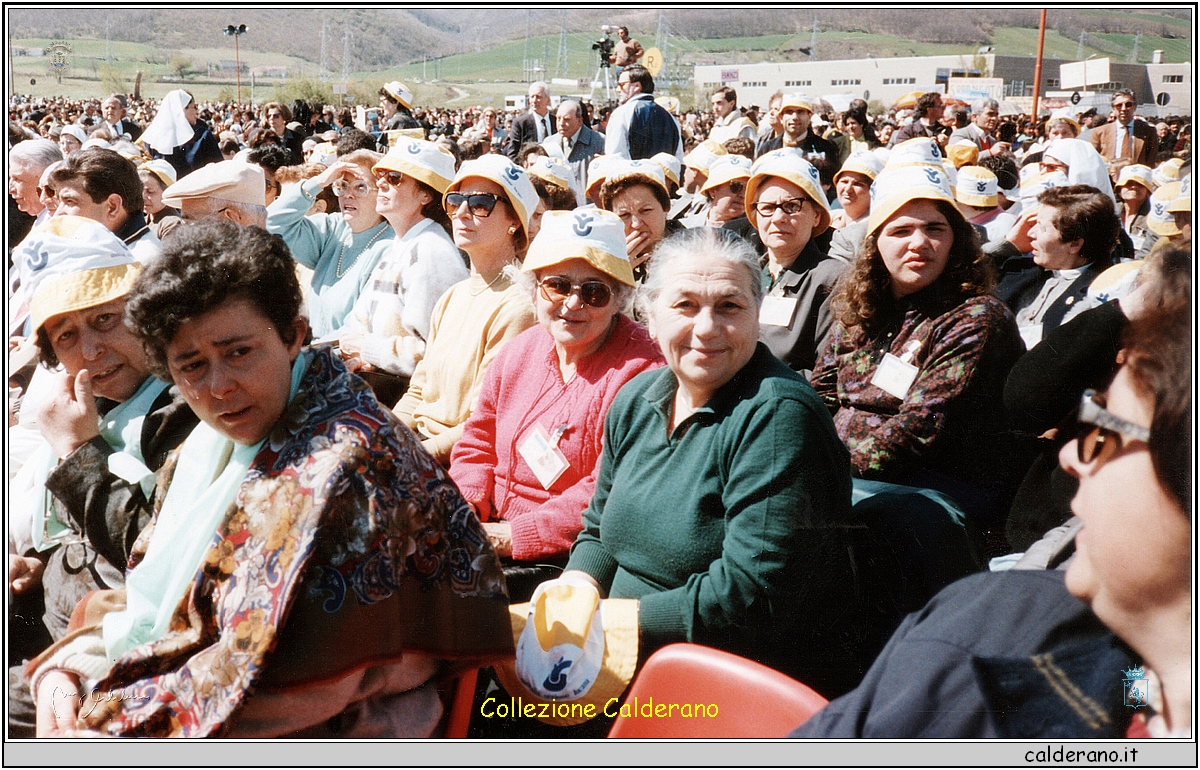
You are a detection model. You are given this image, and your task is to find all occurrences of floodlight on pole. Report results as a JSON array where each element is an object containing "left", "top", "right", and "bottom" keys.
[{"left": 224, "top": 24, "right": 248, "bottom": 103}]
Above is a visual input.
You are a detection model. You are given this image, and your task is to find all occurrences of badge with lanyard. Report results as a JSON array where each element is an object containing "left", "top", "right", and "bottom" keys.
[
  {"left": 870, "top": 339, "right": 923, "bottom": 400},
  {"left": 518, "top": 422, "right": 571, "bottom": 490}
]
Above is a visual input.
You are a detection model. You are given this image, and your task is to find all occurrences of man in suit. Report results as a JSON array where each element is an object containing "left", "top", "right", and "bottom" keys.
[
  {"left": 949, "top": 98, "right": 1011, "bottom": 159},
  {"left": 1089, "top": 89, "right": 1158, "bottom": 177},
  {"left": 506, "top": 81, "right": 555, "bottom": 161},
  {"left": 542, "top": 100, "right": 604, "bottom": 205},
  {"left": 100, "top": 94, "right": 142, "bottom": 142}
]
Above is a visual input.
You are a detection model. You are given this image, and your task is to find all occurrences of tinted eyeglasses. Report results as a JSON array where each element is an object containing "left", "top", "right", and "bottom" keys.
[
  {"left": 332, "top": 179, "right": 375, "bottom": 197},
  {"left": 375, "top": 169, "right": 404, "bottom": 187},
  {"left": 1075, "top": 388, "right": 1151, "bottom": 465},
  {"left": 752, "top": 197, "right": 807, "bottom": 218},
  {"left": 538, "top": 276, "right": 614, "bottom": 308},
  {"left": 727, "top": 180, "right": 746, "bottom": 195},
  {"left": 445, "top": 191, "right": 503, "bottom": 217}
]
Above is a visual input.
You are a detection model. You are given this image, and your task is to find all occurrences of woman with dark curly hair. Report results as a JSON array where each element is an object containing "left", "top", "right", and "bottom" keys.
[
  {"left": 811, "top": 160, "right": 1024, "bottom": 524},
  {"left": 29, "top": 221, "right": 512, "bottom": 738}
]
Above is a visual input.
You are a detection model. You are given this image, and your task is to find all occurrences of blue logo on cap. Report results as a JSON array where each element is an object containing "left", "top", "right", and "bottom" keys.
[
  {"left": 504, "top": 164, "right": 523, "bottom": 182},
  {"left": 543, "top": 658, "right": 572, "bottom": 692},
  {"left": 976, "top": 181, "right": 988, "bottom": 193},
  {"left": 923, "top": 167, "right": 942, "bottom": 185},
  {"left": 572, "top": 211, "right": 595, "bottom": 237},
  {"left": 807, "top": 163, "right": 819, "bottom": 180},
  {"left": 406, "top": 142, "right": 421, "bottom": 155}
]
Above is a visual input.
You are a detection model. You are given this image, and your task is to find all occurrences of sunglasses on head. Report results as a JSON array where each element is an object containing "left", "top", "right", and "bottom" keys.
[
  {"left": 445, "top": 191, "right": 503, "bottom": 217},
  {"left": 375, "top": 169, "right": 404, "bottom": 187},
  {"left": 537, "top": 276, "right": 613, "bottom": 308},
  {"left": 1074, "top": 388, "right": 1151, "bottom": 465}
]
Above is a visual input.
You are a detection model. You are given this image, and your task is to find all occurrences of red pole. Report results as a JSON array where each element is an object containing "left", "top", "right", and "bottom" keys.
[
  {"left": 1031, "top": 10, "right": 1046, "bottom": 120},
  {"left": 235, "top": 33, "right": 242, "bottom": 104}
]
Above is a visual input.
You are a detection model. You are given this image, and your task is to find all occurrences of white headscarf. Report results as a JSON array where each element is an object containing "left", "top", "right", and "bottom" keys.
[
  {"left": 1042, "top": 138, "right": 1116, "bottom": 205},
  {"left": 140, "top": 89, "right": 196, "bottom": 155}
]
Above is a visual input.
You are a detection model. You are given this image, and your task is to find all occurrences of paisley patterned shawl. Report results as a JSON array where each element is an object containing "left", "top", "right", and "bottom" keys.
[{"left": 83, "top": 347, "right": 512, "bottom": 737}]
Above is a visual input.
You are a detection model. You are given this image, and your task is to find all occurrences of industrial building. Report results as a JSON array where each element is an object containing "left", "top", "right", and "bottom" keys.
[{"left": 694, "top": 52, "right": 1191, "bottom": 116}]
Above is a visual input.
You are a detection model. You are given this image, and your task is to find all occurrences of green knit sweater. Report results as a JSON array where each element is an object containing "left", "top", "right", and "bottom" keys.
[{"left": 567, "top": 344, "right": 862, "bottom": 692}]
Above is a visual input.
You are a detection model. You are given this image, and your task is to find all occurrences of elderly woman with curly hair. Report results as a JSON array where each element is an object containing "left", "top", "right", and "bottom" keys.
[
  {"left": 29, "top": 222, "right": 512, "bottom": 738},
  {"left": 811, "top": 161, "right": 1024, "bottom": 524}
]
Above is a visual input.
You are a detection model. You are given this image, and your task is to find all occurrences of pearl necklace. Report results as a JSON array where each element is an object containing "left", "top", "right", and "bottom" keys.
[{"left": 335, "top": 224, "right": 389, "bottom": 279}]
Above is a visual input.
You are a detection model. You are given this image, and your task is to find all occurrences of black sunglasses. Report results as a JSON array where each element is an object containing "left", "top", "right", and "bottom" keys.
[
  {"left": 375, "top": 169, "right": 404, "bottom": 187},
  {"left": 728, "top": 180, "right": 746, "bottom": 195},
  {"left": 1075, "top": 389, "right": 1151, "bottom": 465},
  {"left": 538, "top": 276, "right": 613, "bottom": 308},
  {"left": 445, "top": 191, "right": 502, "bottom": 217}
]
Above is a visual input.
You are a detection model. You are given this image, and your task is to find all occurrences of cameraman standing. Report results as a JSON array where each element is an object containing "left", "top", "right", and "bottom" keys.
[{"left": 613, "top": 26, "right": 644, "bottom": 77}]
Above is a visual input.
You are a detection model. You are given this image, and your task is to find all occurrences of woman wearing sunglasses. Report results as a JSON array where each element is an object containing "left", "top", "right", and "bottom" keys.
[
  {"left": 747, "top": 150, "right": 848, "bottom": 376},
  {"left": 792, "top": 275, "right": 1190, "bottom": 738},
  {"left": 266, "top": 149, "right": 394, "bottom": 338},
  {"left": 334, "top": 138, "right": 466, "bottom": 405},
  {"left": 393, "top": 155, "right": 539, "bottom": 466},
  {"left": 697, "top": 154, "right": 752, "bottom": 230},
  {"left": 448, "top": 210, "right": 662, "bottom": 600},
  {"left": 811, "top": 161, "right": 1024, "bottom": 526}
]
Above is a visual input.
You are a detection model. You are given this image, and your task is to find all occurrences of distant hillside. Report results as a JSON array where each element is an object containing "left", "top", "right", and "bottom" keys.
[{"left": 10, "top": 7, "right": 1189, "bottom": 72}]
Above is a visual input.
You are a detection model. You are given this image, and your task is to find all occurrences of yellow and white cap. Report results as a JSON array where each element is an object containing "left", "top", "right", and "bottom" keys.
[
  {"left": 602, "top": 158, "right": 669, "bottom": 202},
  {"left": 373, "top": 135, "right": 456, "bottom": 194},
  {"left": 699, "top": 154, "right": 752, "bottom": 196},
  {"left": 381, "top": 80, "right": 414, "bottom": 109},
  {"left": 527, "top": 156, "right": 574, "bottom": 192},
  {"left": 1046, "top": 108, "right": 1081, "bottom": 134},
  {"left": 945, "top": 140, "right": 979, "bottom": 169},
  {"left": 1146, "top": 181, "right": 1182, "bottom": 237},
  {"left": 495, "top": 576, "right": 639, "bottom": 727},
  {"left": 745, "top": 148, "right": 831, "bottom": 234},
  {"left": 446, "top": 154, "right": 540, "bottom": 238},
  {"left": 886, "top": 136, "right": 944, "bottom": 169},
  {"left": 655, "top": 95, "right": 680, "bottom": 116},
  {"left": 778, "top": 93, "right": 812, "bottom": 113},
  {"left": 867, "top": 164, "right": 955, "bottom": 235},
  {"left": 650, "top": 152, "right": 682, "bottom": 187},
  {"left": 61, "top": 125, "right": 88, "bottom": 145},
  {"left": 583, "top": 155, "right": 612, "bottom": 202},
  {"left": 833, "top": 150, "right": 885, "bottom": 185},
  {"left": 682, "top": 138, "right": 727, "bottom": 173},
  {"left": 161, "top": 160, "right": 267, "bottom": 208},
  {"left": 955, "top": 166, "right": 999, "bottom": 208},
  {"left": 1018, "top": 167, "right": 1068, "bottom": 210},
  {"left": 523, "top": 209, "right": 634, "bottom": 286},
  {"left": 1165, "top": 173, "right": 1190, "bottom": 214},
  {"left": 137, "top": 159, "right": 178, "bottom": 189},
  {"left": 1115, "top": 164, "right": 1155, "bottom": 194},
  {"left": 16, "top": 216, "right": 139, "bottom": 333},
  {"left": 1151, "top": 158, "right": 1185, "bottom": 188}
]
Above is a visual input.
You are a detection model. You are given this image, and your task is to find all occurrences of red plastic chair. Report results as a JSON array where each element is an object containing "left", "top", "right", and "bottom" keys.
[
  {"left": 443, "top": 668, "right": 479, "bottom": 738},
  {"left": 607, "top": 644, "right": 828, "bottom": 738}
]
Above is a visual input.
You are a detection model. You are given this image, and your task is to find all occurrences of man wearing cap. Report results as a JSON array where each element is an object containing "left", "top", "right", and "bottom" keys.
[
  {"left": 506, "top": 82, "right": 557, "bottom": 162},
  {"left": 542, "top": 100, "right": 604, "bottom": 206},
  {"left": 956, "top": 166, "right": 1017, "bottom": 244},
  {"left": 889, "top": 92, "right": 947, "bottom": 151},
  {"left": 100, "top": 94, "right": 141, "bottom": 142},
  {"left": 7, "top": 218, "right": 198, "bottom": 736},
  {"left": 708, "top": 86, "right": 757, "bottom": 144},
  {"left": 48, "top": 148, "right": 161, "bottom": 264},
  {"left": 949, "top": 98, "right": 1010, "bottom": 159},
  {"left": 605, "top": 65, "right": 683, "bottom": 162},
  {"left": 1090, "top": 90, "right": 1158, "bottom": 181},
  {"left": 160, "top": 159, "right": 268, "bottom": 228},
  {"left": 755, "top": 95, "right": 839, "bottom": 170},
  {"left": 379, "top": 80, "right": 422, "bottom": 151}
]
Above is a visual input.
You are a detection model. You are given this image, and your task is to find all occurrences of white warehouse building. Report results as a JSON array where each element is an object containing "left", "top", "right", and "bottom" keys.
[{"left": 694, "top": 53, "right": 1190, "bottom": 116}]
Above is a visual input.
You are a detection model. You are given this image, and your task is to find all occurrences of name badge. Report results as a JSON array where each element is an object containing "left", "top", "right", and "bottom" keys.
[
  {"left": 759, "top": 295, "right": 798, "bottom": 327},
  {"left": 1129, "top": 233, "right": 1146, "bottom": 251},
  {"left": 518, "top": 423, "right": 571, "bottom": 490},
  {"left": 871, "top": 353, "right": 919, "bottom": 400}
]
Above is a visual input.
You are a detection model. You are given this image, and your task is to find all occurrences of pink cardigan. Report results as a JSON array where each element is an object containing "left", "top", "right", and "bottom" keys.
[{"left": 449, "top": 314, "right": 664, "bottom": 561}]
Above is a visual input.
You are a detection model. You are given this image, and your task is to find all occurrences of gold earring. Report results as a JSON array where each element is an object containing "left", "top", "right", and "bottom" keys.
[{"left": 508, "top": 226, "right": 518, "bottom": 235}]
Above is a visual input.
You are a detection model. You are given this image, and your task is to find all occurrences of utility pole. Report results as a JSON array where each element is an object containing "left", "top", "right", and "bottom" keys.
[
  {"left": 810, "top": 17, "right": 818, "bottom": 61},
  {"left": 655, "top": 11, "right": 668, "bottom": 86},
  {"left": 342, "top": 23, "right": 352, "bottom": 82},
  {"left": 105, "top": 15, "right": 112, "bottom": 63},
  {"left": 1129, "top": 32, "right": 1140, "bottom": 63},
  {"left": 1076, "top": 30, "right": 1086, "bottom": 59},
  {"left": 555, "top": 12, "right": 568, "bottom": 79},
  {"left": 319, "top": 17, "right": 329, "bottom": 80}
]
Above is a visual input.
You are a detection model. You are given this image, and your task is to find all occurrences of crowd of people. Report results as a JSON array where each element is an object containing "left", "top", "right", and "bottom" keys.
[{"left": 6, "top": 64, "right": 1192, "bottom": 742}]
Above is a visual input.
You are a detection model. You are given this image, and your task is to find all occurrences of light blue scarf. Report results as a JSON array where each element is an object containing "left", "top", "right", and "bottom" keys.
[{"left": 103, "top": 351, "right": 311, "bottom": 662}]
